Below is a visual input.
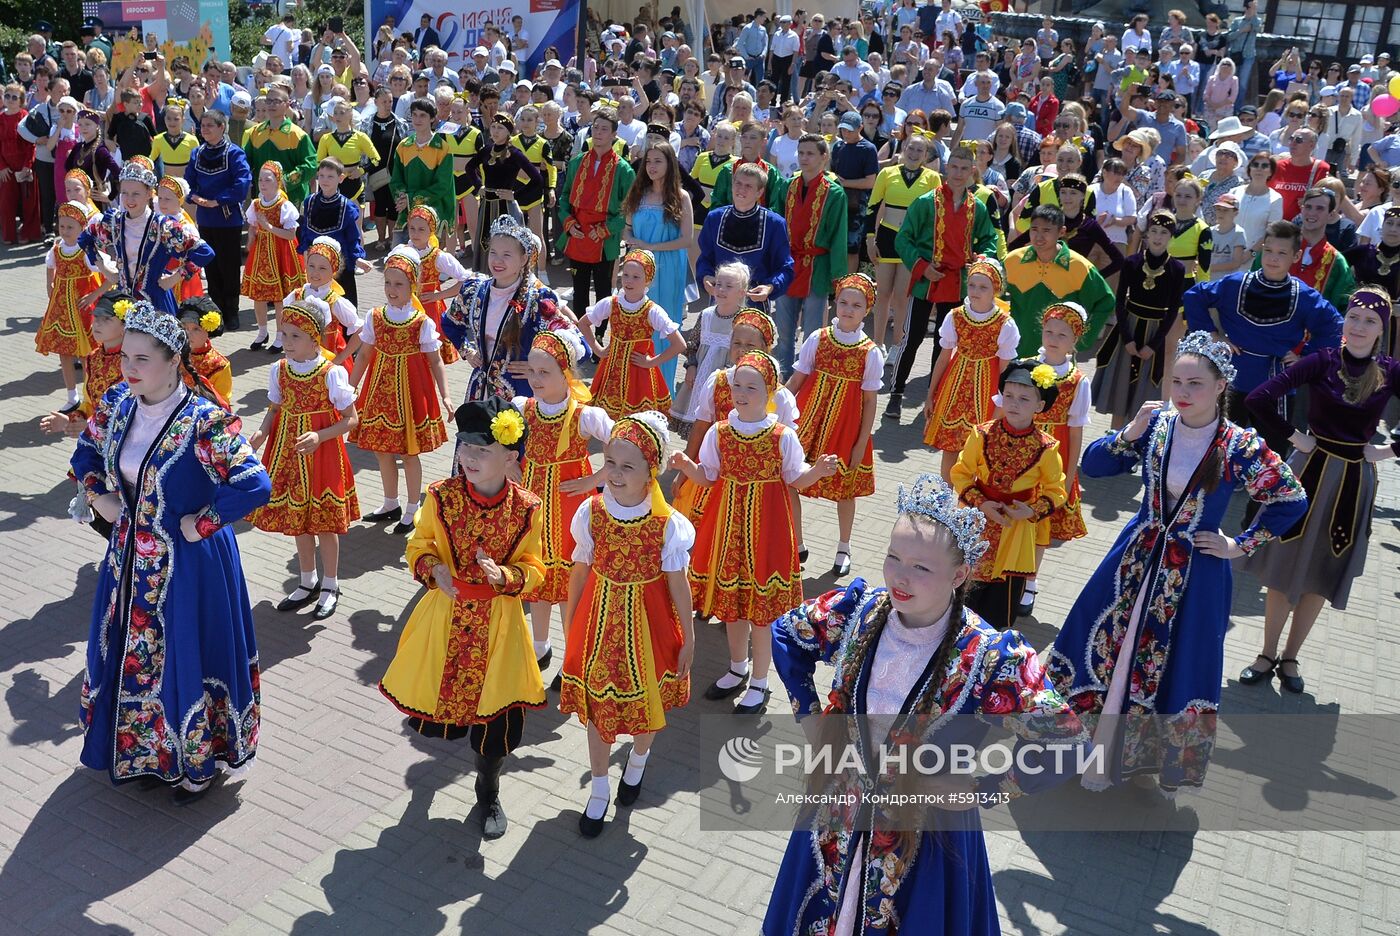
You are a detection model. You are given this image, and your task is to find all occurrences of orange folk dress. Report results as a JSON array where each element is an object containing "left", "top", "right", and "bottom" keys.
[
  {"left": 242, "top": 195, "right": 305, "bottom": 302},
  {"left": 350, "top": 303, "right": 447, "bottom": 455},
  {"left": 672, "top": 367, "right": 801, "bottom": 525},
  {"left": 248, "top": 356, "right": 360, "bottom": 535},
  {"left": 793, "top": 325, "right": 886, "bottom": 502},
  {"left": 285, "top": 282, "right": 362, "bottom": 371},
  {"left": 75, "top": 343, "right": 125, "bottom": 420},
  {"left": 380, "top": 478, "right": 547, "bottom": 743},
  {"left": 186, "top": 343, "right": 233, "bottom": 410},
  {"left": 417, "top": 244, "right": 464, "bottom": 365},
  {"left": 586, "top": 295, "right": 679, "bottom": 420},
  {"left": 1033, "top": 360, "right": 1090, "bottom": 544},
  {"left": 559, "top": 490, "right": 694, "bottom": 744},
  {"left": 514, "top": 395, "right": 614, "bottom": 604},
  {"left": 689, "top": 414, "right": 806, "bottom": 626},
  {"left": 171, "top": 211, "right": 205, "bottom": 302},
  {"left": 923, "top": 300, "right": 1020, "bottom": 451},
  {"left": 37, "top": 242, "right": 99, "bottom": 358}
]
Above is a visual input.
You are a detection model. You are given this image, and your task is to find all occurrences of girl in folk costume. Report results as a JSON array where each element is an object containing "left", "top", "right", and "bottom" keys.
[
  {"left": 176, "top": 297, "right": 233, "bottom": 409},
  {"left": 559, "top": 411, "right": 695, "bottom": 837},
  {"left": 41, "top": 293, "right": 128, "bottom": 444},
  {"left": 247, "top": 297, "right": 361, "bottom": 621},
  {"left": 922, "top": 256, "right": 1021, "bottom": 481},
  {"left": 1238, "top": 287, "right": 1400, "bottom": 694},
  {"left": 1022, "top": 302, "right": 1093, "bottom": 619},
  {"left": 70, "top": 302, "right": 271, "bottom": 801},
  {"left": 673, "top": 261, "right": 749, "bottom": 424},
  {"left": 39, "top": 200, "right": 102, "bottom": 413},
  {"left": 788, "top": 273, "right": 886, "bottom": 577},
  {"left": 63, "top": 168, "right": 101, "bottom": 220},
  {"left": 671, "top": 353, "right": 839, "bottom": 716},
  {"left": 288, "top": 236, "right": 363, "bottom": 370},
  {"left": 512, "top": 329, "right": 615, "bottom": 686},
  {"left": 379, "top": 398, "right": 547, "bottom": 841},
  {"left": 79, "top": 155, "right": 214, "bottom": 316},
  {"left": 349, "top": 245, "right": 451, "bottom": 534},
  {"left": 765, "top": 475, "right": 1085, "bottom": 936},
  {"left": 579, "top": 249, "right": 686, "bottom": 420},
  {"left": 1048, "top": 333, "right": 1306, "bottom": 796},
  {"left": 1093, "top": 212, "right": 1189, "bottom": 429},
  {"left": 243, "top": 162, "right": 306, "bottom": 353},
  {"left": 951, "top": 361, "right": 1068, "bottom": 630},
  {"left": 156, "top": 176, "right": 204, "bottom": 303},
  {"left": 671, "top": 307, "right": 801, "bottom": 526},
  {"left": 444, "top": 214, "right": 575, "bottom": 403},
  {"left": 404, "top": 205, "right": 468, "bottom": 365}
]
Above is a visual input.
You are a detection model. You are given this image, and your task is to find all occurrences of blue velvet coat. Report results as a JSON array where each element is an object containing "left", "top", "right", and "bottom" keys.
[
  {"left": 442, "top": 273, "right": 579, "bottom": 401},
  {"left": 79, "top": 208, "right": 215, "bottom": 314}
]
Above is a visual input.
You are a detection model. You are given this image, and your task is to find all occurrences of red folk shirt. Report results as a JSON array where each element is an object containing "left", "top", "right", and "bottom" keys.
[
  {"left": 930, "top": 185, "right": 976, "bottom": 304},
  {"left": 1269, "top": 157, "right": 1329, "bottom": 220},
  {"left": 0, "top": 111, "right": 35, "bottom": 172},
  {"left": 1290, "top": 236, "right": 1338, "bottom": 295}
]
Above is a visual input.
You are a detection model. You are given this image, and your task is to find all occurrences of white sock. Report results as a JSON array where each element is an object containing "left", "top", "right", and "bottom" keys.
[
  {"left": 1023, "top": 578, "right": 1038, "bottom": 595},
  {"left": 320, "top": 576, "right": 338, "bottom": 593},
  {"left": 534, "top": 639, "right": 551, "bottom": 659},
  {"left": 270, "top": 336, "right": 283, "bottom": 349},
  {"left": 377, "top": 498, "right": 399, "bottom": 514},
  {"left": 714, "top": 659, "right": 750, "bottom": 690},
  {"left": 836, "top": 542, "right": 851, "bottom": 555},
  {"left": 739, "top": 677, "right": 769, "bottom": 709},
  {"left": 623, "top": 749, "right": 650, "bottom": 786},
  {"left": 66, "top": 387, "right": 81, "bottom": 405},
  {"left": 255, "top": 327, "right": 269, "bottom": 341},
  {"left": 585, "top": 775, "right": 609, "bottom": 819},
  {"left": 299, "top": 571, "right": 317, "bottom": 589}
]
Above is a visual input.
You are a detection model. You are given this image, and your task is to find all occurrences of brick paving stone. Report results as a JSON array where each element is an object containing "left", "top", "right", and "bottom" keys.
[{"left": 0, "top": 241, "right": 1396, "bottom": 935}]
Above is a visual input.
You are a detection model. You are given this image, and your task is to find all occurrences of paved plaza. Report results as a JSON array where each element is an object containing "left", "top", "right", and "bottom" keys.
[{"left": 0, "top": 244, "right": 1395, "bottom": 935}]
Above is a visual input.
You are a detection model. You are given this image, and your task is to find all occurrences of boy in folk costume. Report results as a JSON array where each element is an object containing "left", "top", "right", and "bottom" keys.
[
  {"left": 379, "top": 397, "right": 546, "bottom": 840},
  {"left": 556, "top": 104, "right": 636, "bottom": 318},
  {"left": 297, "top": 157, "right": 371, "bottom": 308}
]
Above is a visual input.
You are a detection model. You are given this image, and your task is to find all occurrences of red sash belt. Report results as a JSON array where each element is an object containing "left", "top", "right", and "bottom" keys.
[{"left": 975, "top": 482, "right": 1034, "bottom": 504}]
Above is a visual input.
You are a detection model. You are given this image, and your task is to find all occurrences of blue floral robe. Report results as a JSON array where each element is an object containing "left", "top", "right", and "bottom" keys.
[
  {"left": 1047, "top": 412, "right": 1307, "bottom": 789},
  {"left": 71, "top": 384, "right": 271, "bottom": 785},
  {"left": 79, "top": 208, "right": 215, "bottom": 315},
  {"left": 766, "top": 580, "right": 1085, "bottom": 936},
  {"left": 442, "top": 273, "right": 580, "bottom": 401}
]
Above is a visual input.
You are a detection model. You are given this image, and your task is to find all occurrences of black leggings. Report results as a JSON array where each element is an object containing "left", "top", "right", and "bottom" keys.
[
  {"left": 890, "top": 299, "right": 958, "bottom": 395},
  {"left": 967, "top": 577, "right": 1026, "bottom": 632},
  {"left": 199, "top": 225, "right": 245, "bottom": 325},
  {"left": 572, "top": 259, "right": 614, "bottom": 330}
]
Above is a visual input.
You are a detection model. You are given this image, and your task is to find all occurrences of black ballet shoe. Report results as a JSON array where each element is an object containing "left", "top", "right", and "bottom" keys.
[
  {"left": 578, "top": 798, "right": 608, "bottom": 838},
  {"left": 276, "top": 582, "right": 321, "bottom": 612},
  {"left": 883, "top": 392, "right": 903, "bottom": 421},
  {"left": 1238, "top": 654, "right": 1277, "bottom": 685},
  {"left": 536, "top": 647, "right": 552, "bottom": 671},
  {"left": 733, "top": 687, "right": 772, "bottom": 715},
  {"left": 703, "top": 668, "right": 750, "bottom": 700},
  {"left": 391, "top": 515, "right": 417, "bottom": 535},
  {"left": 311, "top": 589, "right": 339, "bottom": 620},
  {"left": 831, "top": 550, "right": 852, "bottom": 577},
  {"left": 59, "top": 400, "right": 82, "bottom": 415},
  {"left": 549, "top": 670, "right": 563, "bottom": 692},
  {"left": 171, "top": 774, "right": 220, "bottom": 806},
  {"left": 250, "top": 335, "right": 269, "bottom": 350},
  {"left": 480, "top": 800, "right": 508, "bottom": 839},
  {"left": 1277, "top": 658, "right": 1305, "bottom": 694},
  {"left": 1015, "top": 589, "right": 1037, "bottom": 619},
  {"left": 616, "top": 769, "right": 645, "bottom": 807},
  {"left": 362, "top": 505, "right": 402, "bottom": 523},
  {"left": 798, "top": 546, "right": 809, "bottom": 564}
]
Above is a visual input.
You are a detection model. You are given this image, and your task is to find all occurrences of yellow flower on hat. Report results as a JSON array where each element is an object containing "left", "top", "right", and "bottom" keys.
[
  {"left": 112, "top": 299, "right": 133, "bottom": 320},
  {"left": 199, "top": 310, "right": 222, "bottom": 333},
  {"left": 490, "top": 408, "right": 525, "bottom": 446},
  {"left": 1030, "top": 364, "right": 1058, "bottom": 389}
]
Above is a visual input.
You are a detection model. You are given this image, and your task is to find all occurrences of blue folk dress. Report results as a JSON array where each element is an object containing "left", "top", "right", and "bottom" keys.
[
  {"left": 630, "top": 202, "right": 699, "bottom": 391},
  {"left": 766, "top": 580, "right": 1085, "bottom": 936},
  {"left": 71, "top": 384, "right": 271, "bottom": 785},
  {"left": 79, "top": 207, "right": 215, "bottom": 315},
  {"left": 443, "top": 273, "right": 579, "bottom": 401},
  {"left": 1047, "top": 411, "right": 1306, "bottom": 792}
]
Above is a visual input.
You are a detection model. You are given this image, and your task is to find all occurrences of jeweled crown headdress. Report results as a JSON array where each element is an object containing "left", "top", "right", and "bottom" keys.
[
  {"left": 895, "top": 473, "right": 989, "bottom": 566},
  {"left": 119, "top": 155, "right": 159, "bottom": 188},
  {"left": 1176, "top": 330, "right": 1237, "bottom": 384},
  {"left": 124, "top": 300, "right": 187, "bottom": 353}
]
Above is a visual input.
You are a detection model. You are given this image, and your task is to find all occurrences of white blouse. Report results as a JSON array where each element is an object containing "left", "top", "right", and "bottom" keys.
[
  {"left": 266, "top": 357, "right": 356, "bottom": 409},
  {"left": 511, "top": 395, "right": 615, "bottom": 441},
  {"left": 433, "top": 248, "right": 470, "bottom": 285},
  {"left": 697, "top": 412, "right": 808, "bottom": 484},
  {"left": 1166, "top": 417, "right": 1219, "bottom": 506},
  {"left": 937, "top": 303, "right": 1022, "bottom": 359},
  {"left": 483, "top": 276, "right": 523, "bottom": 360},
  {"left": 119, "top": 387, "right": 188, "bottom": 489},
  {"left": 694, "top": 366, "right": 800, "bottom": 427},
  {"left": 1042, "top": 356, "right": 1092, "bottom": 428},
  {"left": 584, "top": 294, "right": 681, "bottom": 335},
  {"left": 288, "top": 281, "right": 363, "bottom": 332},
  {"left": 794, "top": 325, "right": 886, "bottom": 391},
  {"left": 1228, "top": 185, "right": 1284, "bottom": 248},
  {"left": 46, "top": 241, "right": 98, "bottom": 270},
  {"left": 244, "top": 195, "right": 299, "bottom": 229},
  {"left": 358, "top": 302, "right": 441, "bottom": 352},
  {"left": 569, "top": 486, "right": 696, "bottom": 572}
]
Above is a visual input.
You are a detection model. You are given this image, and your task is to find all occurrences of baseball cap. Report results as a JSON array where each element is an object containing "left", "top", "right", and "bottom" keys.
[
  {"left": 1320, "top": 84, "right": 1338, "bottom": 96},
  {"left": 545, "top": 59, "right": 563, "bottom": 69},
  {"left": 1213, "top": 192, "right": 1239, "bottom": 210},
  {"left": 1238, "top": 104, "right": 1258, "bottom": 116},
  {"left": 838, "top": 111, "right": 862, "bottom": 131},
  {"left": 729, "top": 56, "right": 745, "bottom": 68},
  {"left": 1004, "top": 102, "right": 1027, "bottom": 120},
  {"left": 473, "top": 46, "right": 489, "bottom": 57},
  {"left": 1155, "top": 90, "right": 1177, "bottom": 102},
  {"left": 1348, "top": 64, "right": 1362, "bottom": 73},
  {"left": 231, "top": 91, "right": 252, "bottom": 110}
]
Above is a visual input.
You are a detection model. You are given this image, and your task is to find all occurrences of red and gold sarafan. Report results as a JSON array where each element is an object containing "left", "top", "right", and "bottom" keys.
[
  {"left": 560, "top": 496, "right": 689, "bottom": 744},
  {"left": 416, "top": 245, "right": 459, "bottom": 365},
  {"left": 690, "top": 421, "right": 802, "bottom": 625},
  {"left": 519, "top": 399, "right": 594, "bottom": 604},
  {"left": 796, "top": 327, "right": 876, "bottom": 501},
  {"left": 79, "top": 343, "right": 125, "bottom": 418},
  {"left": 350, "top": 306, "right": 447, "bottom": 455},
  {"left": 36, "top": 243, "right": 98, "bottom": 358},
  {"left": 589, "top": 297, "right": 672, "bottom": 420},
  {"left": 248, "top": 358, "right": 359, "bottom": 535},
  {"left": 924, "top": 304, "right": 1010, "bottom": 452},
  {"left": 673, "top": 369, "right": 735, "bottom": 525},
  {"left": 242, "top": 196, "right": 305, "bottom": 301},
  {"left": 1035, "top": 367, "right": 1088, "bottom": 543}
]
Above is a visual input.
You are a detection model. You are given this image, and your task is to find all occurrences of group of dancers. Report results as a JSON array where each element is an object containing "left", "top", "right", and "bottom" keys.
[{"left": 37, "top": 177, "right": 1400, "bottom": 930}]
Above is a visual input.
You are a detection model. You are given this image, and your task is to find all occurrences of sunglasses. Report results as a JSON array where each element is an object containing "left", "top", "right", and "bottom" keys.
[
  {"left": 1290, "top": 134, "right": 1311, "bottom": 142},
  {"left": 2, "top": 94, "right": 18, "bottom": 101},
  {"left": 1249, "top": 161, "right": 1271, "bottom": 168},
  {"left": 1286, "top": 112, "right": 1306, "bottom": 118}
]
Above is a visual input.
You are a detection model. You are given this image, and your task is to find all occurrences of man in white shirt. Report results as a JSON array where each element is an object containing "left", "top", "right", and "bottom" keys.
[
  {"left": 614, "top": 96, "right": 647, "bottom": 150},
  {"left": 1330, "top": 85, "right": 1365, "bottom": 173},
  {"left": 899, "top": 59, "right": 956, "bottom": 116},
  {"left": 957, "top": 74, "right": 1005, "bottom": 142},
  {"left": 539, "top": 60, "right": 566, "bottom": 103},
  {"left": 832, "top": 45, "right": 875, "bottom": 87},
  {"left": 484, "top": 25, "right": 509, "bottom": 71},
  {"left": 262, "top": 14, "right": 299, "bottom": 64},
  {"left": 958, "top": 51, "right": 1001, "bottom": 100}
]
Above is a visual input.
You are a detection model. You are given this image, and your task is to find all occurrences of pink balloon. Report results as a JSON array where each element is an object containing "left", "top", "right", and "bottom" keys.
[{"left": 1374, "top": 94, "right": 1400, "bottom": 118}]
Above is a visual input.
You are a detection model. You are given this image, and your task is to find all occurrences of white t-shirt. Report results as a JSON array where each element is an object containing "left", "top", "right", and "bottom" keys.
[
  {"left": 264, "top": 23, "right": 299, "bottom": 63},
  {"left": 1208, "top": 225, "right": 1247, "bottom": 280},
  {"left": 769, "top": 134, "right": 801, "bottom": 177},
  {"left": 1090, "top": 182, "right": 1137, "bottom": 245},
  {"left": 1358, "top": 201, "right": 1392, "bottom": 242},
  {"left": 958, "top": 97, "right": 1005, "bottom": 144}
]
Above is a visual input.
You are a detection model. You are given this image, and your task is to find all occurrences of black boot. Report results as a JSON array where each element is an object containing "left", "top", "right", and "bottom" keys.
[{"left": 475, "top": 753, "right": 508, "bottom": 839}]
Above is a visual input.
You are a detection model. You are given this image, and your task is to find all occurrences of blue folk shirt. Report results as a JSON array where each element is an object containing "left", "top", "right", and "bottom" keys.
[{"left": 187, "top": 139, "right": 252, "bottom": 228}]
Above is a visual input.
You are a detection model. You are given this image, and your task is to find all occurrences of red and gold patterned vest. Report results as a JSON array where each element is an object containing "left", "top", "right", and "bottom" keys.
[
  {"left": 522, "top": 399, "right": 590, "bottom": 465},
  {"left": 372, "top": 306, "right": 425, "bottom": 357},
  {"left": 813, "top": 327, "right": 874, "bottom": 381},
  {"left": 589, "top": 496, "right": 666, "bottom": 585}
]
